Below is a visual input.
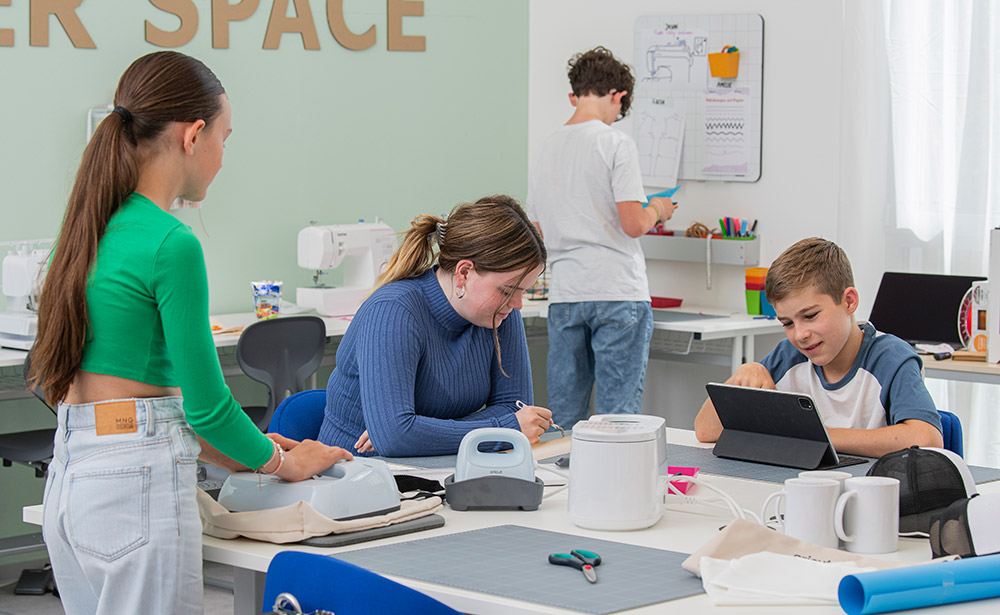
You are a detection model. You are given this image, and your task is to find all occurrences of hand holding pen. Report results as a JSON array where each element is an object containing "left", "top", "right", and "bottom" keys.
[{"left": 514, "top": 400, "right": 561, "bottom": 443}]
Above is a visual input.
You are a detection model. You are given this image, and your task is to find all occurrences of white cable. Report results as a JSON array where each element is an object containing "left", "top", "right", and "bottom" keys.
[
  {"left": 665, "top": 474, "right": 761, "bottom": 524},
  {"left": 539, "top": 464, "right": 569, "bottom": 499}
]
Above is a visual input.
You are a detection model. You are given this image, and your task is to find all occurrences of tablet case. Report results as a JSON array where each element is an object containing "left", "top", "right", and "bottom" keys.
[{"left": 707, "top": 383, "right": 841, "bottom": 470}]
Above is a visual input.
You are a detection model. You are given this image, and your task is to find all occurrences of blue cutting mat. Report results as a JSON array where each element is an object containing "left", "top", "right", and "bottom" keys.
[
  {"left": 337, "top": 524, "right": 704, "bottom": 614},
  {"left": 669, "top": 444, "right": 1000, "bottom": 485}
]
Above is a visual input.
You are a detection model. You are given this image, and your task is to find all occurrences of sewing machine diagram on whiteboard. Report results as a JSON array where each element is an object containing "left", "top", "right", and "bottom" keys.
[{"left": 634, "top": 14, "right": 764, "bottom": 184}]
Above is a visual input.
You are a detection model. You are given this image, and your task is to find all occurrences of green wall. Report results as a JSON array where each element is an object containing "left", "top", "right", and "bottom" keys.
[{"left": 0, "top": 0, "right": 528, "bottom": 555}]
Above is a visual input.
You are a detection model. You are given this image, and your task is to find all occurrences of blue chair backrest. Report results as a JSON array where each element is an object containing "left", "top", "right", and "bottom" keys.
[
  {"left": 263, "top": 551, "right": 461, "bottom": 615},
  {"left": 938, "top": 410, "right": 963, "bottom": 457},
  {"left": 267, "top": 389, "right": 326, "bottom": 441}
]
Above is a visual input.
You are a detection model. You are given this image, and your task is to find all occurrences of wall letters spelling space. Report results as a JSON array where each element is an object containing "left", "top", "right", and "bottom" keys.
[{"left": 0, "top": 0, "right": 425, "bottom": 51}]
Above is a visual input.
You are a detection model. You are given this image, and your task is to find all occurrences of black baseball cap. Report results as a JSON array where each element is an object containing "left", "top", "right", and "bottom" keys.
[{"left": 867, "top": 446, "right": 977, "bottom": 535}]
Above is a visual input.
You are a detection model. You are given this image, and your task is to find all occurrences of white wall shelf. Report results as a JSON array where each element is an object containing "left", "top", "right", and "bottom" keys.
[{"left": 640, "top": 234, "right": 760, "bottom": 266}]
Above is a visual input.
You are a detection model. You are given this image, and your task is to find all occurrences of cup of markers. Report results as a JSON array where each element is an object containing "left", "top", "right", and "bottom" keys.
[{"left": 718, "top": 217, "right": 757, "bottom": 238}]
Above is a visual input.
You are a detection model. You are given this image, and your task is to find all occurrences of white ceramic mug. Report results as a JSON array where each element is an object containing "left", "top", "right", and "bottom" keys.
[
  {"left": 760, "top": 478, "right": 841, "bottom": 548},
  {"left": 835, "top": 476, "right": 900, "bottom": 554}
]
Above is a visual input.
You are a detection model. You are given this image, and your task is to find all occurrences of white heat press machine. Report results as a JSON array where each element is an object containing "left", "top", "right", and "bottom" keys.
[
  {"left": 0, "top": 239, "right": 52, "bottom": 350},
  {"left": 296, "top": 221, "right": 396, "bottom": 317},
  {"left": 444, "top": 428, "right": 544, "bottom": 511},
  {"left": 568, "top": 415, "right": 666, "bottom": 530},
  {"left": 217, "top": 458, "right": 401, "bottom": 521}
]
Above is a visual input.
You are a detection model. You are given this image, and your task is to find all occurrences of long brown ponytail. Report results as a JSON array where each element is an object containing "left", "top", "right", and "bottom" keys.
[
  {"left": 28, "top": 52, "right": 225, "bottom": 404},
  {"left": 373, "top": 195, "right": 546, "bottom": 373}
]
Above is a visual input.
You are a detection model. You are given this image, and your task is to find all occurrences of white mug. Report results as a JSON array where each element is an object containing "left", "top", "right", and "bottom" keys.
[
  {"left": 761, "top": 478, "right": 841, "bottom": 548},
  {"left": 835, "top": 476, "right": 900, "bottom": 554}
]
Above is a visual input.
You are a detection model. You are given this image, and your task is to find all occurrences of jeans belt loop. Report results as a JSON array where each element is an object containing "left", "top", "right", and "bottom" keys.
[{"left": 144, "top": 399, "right": 155, "bottom": 437}]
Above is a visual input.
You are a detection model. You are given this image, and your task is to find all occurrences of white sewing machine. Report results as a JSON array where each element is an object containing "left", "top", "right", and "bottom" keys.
[
  {"left": 296, "top": 221, "right": 396, "bottom": 317},
  {"left": 0, "top": 239, "right": 53, "bottom": 350}
]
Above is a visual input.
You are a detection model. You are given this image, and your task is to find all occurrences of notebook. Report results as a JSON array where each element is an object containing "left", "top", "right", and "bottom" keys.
[{"left": 706, "top": 383, "right": 869, "bottom": 470}]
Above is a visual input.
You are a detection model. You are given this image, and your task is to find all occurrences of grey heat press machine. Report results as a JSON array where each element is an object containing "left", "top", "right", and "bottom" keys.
[
  {"left": 444, "top": 428, "right": 544, "bottom": 511},
  {"left": 218, "top": 458, "right": 401, "bottom": 520}
]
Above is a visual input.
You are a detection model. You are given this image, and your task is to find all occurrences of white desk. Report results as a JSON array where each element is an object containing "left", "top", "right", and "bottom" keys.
[
  {"left": 924, "top": 357, "right": 1000, "bottom": 386},
  {"left": 0, "top": 305, "right": 781, "bottom": 402},
  {"left": 522, "top": 301, "right": 784, "bottom": 374},
  {"left": 24, "top": 429, "right": 1000, "bottom": 615}
]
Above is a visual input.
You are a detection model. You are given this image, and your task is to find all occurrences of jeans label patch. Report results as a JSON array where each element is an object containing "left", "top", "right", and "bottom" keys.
[{"left": 94, "top": 401, "right": 137, "bottom": 436}]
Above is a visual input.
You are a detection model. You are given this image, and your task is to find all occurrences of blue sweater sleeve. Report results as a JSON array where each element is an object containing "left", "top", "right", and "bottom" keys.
[{"left": 355, "top": 300, "right": 522, "bottom": 456}]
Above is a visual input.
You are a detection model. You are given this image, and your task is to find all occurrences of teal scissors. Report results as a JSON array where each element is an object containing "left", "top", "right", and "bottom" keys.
[{"left": 548, "top": 549, "right": 602, "bottom": 583}]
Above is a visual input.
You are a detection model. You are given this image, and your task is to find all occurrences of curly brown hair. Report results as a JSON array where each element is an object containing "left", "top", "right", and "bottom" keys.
[{"left": 567, "top": 46, "right": 635, "bottom": 119}]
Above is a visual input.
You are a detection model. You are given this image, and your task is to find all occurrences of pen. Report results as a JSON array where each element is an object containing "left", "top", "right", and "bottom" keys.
[
  {"left": 750, "top": 219, "right": 758, "bottom": 236},
  {"left": 718, "top": 218, "right": 726, "bottom": 237},
  {"left": 516, "top": 400, "right": 564, "bottom": 437}
]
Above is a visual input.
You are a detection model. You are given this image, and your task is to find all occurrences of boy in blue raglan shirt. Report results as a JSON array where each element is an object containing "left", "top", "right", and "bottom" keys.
[{"left": 695, "top": 237, "right": 943, "bottom": 458}]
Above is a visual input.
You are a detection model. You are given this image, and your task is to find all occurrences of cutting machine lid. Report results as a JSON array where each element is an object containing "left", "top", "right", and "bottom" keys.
[{"left": 572, "top": 418, "right": 660, "bottom": 443}]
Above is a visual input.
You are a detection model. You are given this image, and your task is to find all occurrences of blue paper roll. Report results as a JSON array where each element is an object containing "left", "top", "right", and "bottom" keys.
[{"left": 839, "top": 554, "right": 1000, "bottom": 615}]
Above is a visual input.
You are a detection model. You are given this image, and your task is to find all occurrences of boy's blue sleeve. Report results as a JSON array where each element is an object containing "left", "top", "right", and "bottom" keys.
[{"left": 880, "top": 355, "right": 943, "bottom": 432}]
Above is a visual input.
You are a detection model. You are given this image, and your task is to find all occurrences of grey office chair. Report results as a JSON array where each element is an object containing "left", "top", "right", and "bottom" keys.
[
  {"left": 0, "top": 352, "right": 56, "bottom": 478},
  {"left": 236, "top": 315, "right": 327, "bottom": 431}
]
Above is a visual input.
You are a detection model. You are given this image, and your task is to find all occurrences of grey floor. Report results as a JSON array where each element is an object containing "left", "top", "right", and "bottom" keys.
[{"left": 0, "top": 562, "right": 236, "bottom": 614}]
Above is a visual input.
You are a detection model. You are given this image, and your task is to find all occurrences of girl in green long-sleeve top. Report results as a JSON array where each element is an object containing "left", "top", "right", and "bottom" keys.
[{"left": 28, "top": 51, "right": 351, "bottom": 615}]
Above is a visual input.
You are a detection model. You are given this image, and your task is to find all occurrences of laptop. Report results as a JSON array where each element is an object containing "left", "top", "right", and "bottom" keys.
[
  {"left": 706, "top": 383, "right": 870, "bottom": 470},
  {"left": 868, "top": 272, "right": 985, "bottom": 350}
]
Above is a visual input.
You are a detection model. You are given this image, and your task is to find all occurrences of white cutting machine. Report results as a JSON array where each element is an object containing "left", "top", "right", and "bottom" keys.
[{"left": 0, "top": 239, "right": 52, "bottom": 350}]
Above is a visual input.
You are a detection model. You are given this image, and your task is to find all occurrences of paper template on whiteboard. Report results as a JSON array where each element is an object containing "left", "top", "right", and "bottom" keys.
[{"left": 634, "top": 14, "right": 764, "bottom": 183}]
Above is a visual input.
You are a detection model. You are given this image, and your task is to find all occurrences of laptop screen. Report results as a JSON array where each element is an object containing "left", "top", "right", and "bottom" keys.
[{"left": 868, "top": 272, "right": 984, "bottom": 347}]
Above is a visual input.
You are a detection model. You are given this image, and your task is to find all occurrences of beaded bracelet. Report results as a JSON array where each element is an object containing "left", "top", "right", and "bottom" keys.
[{"left": 258, "top": 438, "right": 285, "bottom": 475}]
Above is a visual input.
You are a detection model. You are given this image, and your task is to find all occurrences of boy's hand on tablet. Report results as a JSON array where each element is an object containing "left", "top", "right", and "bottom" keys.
[{"left": 726, "top": 362, "right": 776, "bottom": 389}]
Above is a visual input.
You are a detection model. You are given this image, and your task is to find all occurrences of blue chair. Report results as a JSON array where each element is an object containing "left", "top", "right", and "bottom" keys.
[
  {"left": 267, "top": 389, "right": 326, "bottom": 440},
  {"left": 938, "top": 410, "right": 963, "bottom": 457},
  {"left": 263, "top": 551, "right": 461, "bottom": 615}
]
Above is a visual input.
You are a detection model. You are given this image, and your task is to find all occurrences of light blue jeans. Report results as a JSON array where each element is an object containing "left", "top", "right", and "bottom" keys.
[
  {"left": 546, "top": 301, "right": 654, "bottom": 427},
  {"left": 42, "top": 397, "right": 203, "bottom": 615}
]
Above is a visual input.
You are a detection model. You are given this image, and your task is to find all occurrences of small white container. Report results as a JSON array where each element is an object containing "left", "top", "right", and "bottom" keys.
[{"left": 568, "top": 418, "right": 664, "bottom": 530}]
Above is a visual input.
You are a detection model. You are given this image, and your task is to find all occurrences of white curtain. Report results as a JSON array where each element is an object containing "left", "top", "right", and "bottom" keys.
[{"left": 840, "top": 0, "right": 1000, "bottom": 467}]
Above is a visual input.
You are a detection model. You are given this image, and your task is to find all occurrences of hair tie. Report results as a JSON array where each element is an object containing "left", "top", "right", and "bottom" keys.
[
  {"left": 436, "top": 220, "right": 448, "bottom": 244},
  {"left": 112, "top": 105, "right": 133, "bottom": 126}
]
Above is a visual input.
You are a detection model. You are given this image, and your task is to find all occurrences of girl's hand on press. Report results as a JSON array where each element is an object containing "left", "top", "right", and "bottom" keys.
[
  {"left": 515, "top": 404, "right": 552, "bottom": 443},
  {"left": 276, "top": 439, "right": 353, "bottom": 482}
]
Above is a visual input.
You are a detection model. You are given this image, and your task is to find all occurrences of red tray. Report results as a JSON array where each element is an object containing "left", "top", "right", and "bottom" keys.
[{"left": 651, "top": 297, "right": 683, "bottom": 308}]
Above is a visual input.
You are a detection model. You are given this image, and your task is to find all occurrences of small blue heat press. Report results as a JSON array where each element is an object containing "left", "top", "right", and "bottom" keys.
[{"left": 444, "top": 428, "right": 544, "bottom": 511}]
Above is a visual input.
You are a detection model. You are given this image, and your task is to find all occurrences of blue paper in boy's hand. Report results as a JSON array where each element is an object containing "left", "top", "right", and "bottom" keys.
[{"left": 642, "top": 185, "right": 681, "bottom": 206}]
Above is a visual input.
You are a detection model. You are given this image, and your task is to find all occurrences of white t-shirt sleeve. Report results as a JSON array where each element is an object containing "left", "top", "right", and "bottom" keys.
[{"left": 610, "top": 137, "right": 647, "bottom": 204}]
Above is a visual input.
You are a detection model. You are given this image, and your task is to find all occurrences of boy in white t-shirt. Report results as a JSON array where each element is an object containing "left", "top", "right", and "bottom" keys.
[
  {"left": 526, "top": 46, "right": 675, "bottom": 427},
  {"left": 694, "top": 238, "right": 943, "bottom": 458}
]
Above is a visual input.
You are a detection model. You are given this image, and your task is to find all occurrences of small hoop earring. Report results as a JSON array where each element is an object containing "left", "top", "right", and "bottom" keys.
[{"left": 456, "top": 287, "right": 465, "bottom": 299}]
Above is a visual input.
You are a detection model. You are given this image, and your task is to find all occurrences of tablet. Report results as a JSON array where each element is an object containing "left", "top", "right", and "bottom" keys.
[{"left": 706, "top": 383, "right": 870, "bottom": 470}]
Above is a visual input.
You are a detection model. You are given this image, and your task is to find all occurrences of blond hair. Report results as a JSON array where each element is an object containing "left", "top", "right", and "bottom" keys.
[
  {"left": 765, "top": 238, "right": 855, "bottom": 304},
  {"left": 374, "top": 195, "right": 546, "bottom": 373}
]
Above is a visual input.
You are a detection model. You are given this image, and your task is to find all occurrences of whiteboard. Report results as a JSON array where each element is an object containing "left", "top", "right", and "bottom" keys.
[{"left": 634, "top": 14, "right": 764, "bottom": 184}]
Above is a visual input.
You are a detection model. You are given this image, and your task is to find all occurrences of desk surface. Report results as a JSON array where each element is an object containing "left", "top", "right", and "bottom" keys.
[
  {"left": 0, "top": 303, "right": 780, "bottom": 370},
  {"left": 26, "top": 429, "right": 999, "bottom": 614}
]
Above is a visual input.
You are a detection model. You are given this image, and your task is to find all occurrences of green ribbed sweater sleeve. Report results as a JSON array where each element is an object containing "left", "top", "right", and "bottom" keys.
[{"left": 152, "top": 226, "right": 273, "bottom": 469}]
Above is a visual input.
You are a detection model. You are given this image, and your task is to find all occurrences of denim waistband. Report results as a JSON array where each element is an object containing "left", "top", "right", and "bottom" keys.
[{"left": 57, "top": 396, "right": 185, "bottom": 432}]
